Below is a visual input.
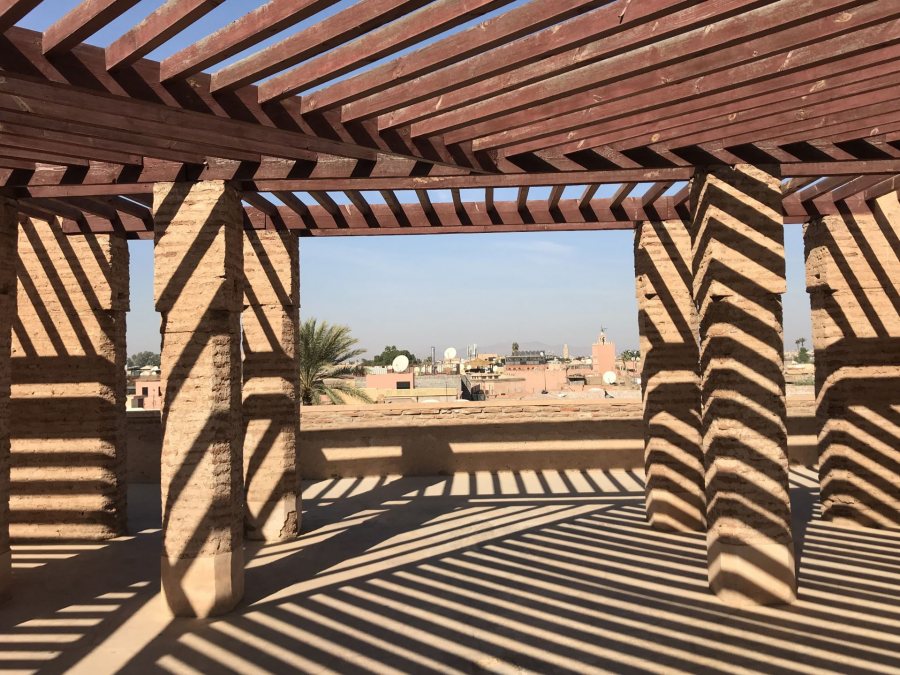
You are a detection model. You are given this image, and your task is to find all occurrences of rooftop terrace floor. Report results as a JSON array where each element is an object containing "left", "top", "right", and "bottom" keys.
[{"left": 1, "top": 468, "right": 898, "bottom": 674}]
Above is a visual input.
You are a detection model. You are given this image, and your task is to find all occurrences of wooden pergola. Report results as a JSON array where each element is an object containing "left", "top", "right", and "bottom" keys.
[{"left": 0, "top": 0, "right": 897, "bottom": 237}]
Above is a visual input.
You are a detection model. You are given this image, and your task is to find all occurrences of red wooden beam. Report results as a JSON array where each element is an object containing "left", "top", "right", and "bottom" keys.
[
  {"left": 341, "top": 0, "right": 696, "bottom": 123},
  {"left": 352, "top": 0, "right": 698, "bottom": 123},
  {"left": 640, "top": 182, "right": 673, "bottom": 207},
  {"left": 211, "top": 0, "right": 433, "bottom": 92},
  {"left": 485, "top": 40, "right": 900, "bottom": 155},
  {"left": 436, "top": 1, "right": 897, "bottom": 145},
  {"left": 105, "top": 0, "right": 224, "bottom": 70},
  {"left": 643, "top": 83, "right": 900, "bottom": 152},
  {"left": 2, "top": 26, "right": 488, "bottom": 173},
  {"left": 42, "top": 0, "right": 142, "bottom": 56},
  {"left": 258, "top": 0, "right": 513, "bottom": 103},
  {"left": 610, "top": 183, "right": 636, "bottom": 208},
  {"left": 298, "top": 0, "right": 605, "bottom": 112},
  {"left": 0, "top": 0, "right": 42, "bottom": 32},
  {"left": 695, "top": 100, "right": 899, "bottom": 151},
  {"left": 796, "top": 176, "right": 851, "bottom": 202},
  {"left": 159, "top": 0, "right": 336, "bottom": 81},
  {"left": 828, "top": 174, "right": 893, "bottom": 202},
  {"left": 863, "top": 175, "right": 900, "bottom": 200}
]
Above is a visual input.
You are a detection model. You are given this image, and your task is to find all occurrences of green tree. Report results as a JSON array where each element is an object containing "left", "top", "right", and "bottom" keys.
[
  {"left": 370, "top": 345, "right": 418, "bottom": 367},
  {"left": 796, "top": 347, "right": 811, "bottom": 364},
  {"left": 127, "top": 351, "right": 160, "bottom": 368},
  {"left": 512, "top": 342, "right": 520, "bottom": 353},
  {"left": 299, "top": 319, "right": 372, "bottom": 405}
]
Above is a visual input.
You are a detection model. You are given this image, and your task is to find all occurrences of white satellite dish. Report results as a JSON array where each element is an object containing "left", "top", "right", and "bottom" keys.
[
  {"left": 444, "top": 347, "right": 457, "bottom": 360},
  {"left": 602, "top": 370, "right": 617, "bottom": 385},
  {"left": 391, "top": 354, "right": 409, "bottom": 373}
]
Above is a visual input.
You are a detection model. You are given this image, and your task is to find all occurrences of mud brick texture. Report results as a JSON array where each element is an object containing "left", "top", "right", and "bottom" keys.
[
  {"left": 691, "top": 164, "right": 796, "bottom": 605},
  {"left": 10, "top": 216, "right": 128, "bottom": 540},
  {"left": 634, "top": 220, "right": 704, "bottom": 532},
  {"left": 805, "top": 192, "right": 900, "bottom": 529},
  {"left": 242, "top": 229, "right": 300, "bottom": 541},
  {"left": 154, "top": 182, "right": 244, "bottom": 562}
]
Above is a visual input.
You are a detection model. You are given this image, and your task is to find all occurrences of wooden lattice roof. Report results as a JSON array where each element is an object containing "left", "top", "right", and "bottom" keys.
[{"left": 0, "top": 0, "right": 897, "bottom": 237}]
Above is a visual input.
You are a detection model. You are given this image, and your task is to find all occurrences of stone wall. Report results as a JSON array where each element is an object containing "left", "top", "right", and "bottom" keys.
[
  {"left": 806, "top": 192, "right": 900, "bottom": 528},
  {"left": 10, "top": 217, "right": 128, "bottom": 539},
  {"left": 127, "top": 398, "right": 817, "bottom": 482}
]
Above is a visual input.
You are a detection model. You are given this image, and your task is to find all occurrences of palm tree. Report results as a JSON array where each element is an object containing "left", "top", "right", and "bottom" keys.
[{"left": 298, "top": 319, "right": 373, "bottom": 405}]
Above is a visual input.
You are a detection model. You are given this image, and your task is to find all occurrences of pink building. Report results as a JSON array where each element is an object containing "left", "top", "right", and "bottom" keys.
[
  {"left": 591, "top": 332, "right": 617, "bottom": 375},
  {"left": 365, "top": 372, "right": 414, "bottom": 390}
]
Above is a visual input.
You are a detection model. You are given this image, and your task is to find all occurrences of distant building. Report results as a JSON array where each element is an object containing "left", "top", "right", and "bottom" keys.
[
  {"left": 506, "top": 350, "right": 546, "bottom": 367},
  {"left": 591, "top": 330, "right": 617, "bottom": 375},
  {"left": 563, "top": 343, "right": 570, "bottom": 360},
  {"left": 128, "top": 374, "right": 163, "bottom": 410}
]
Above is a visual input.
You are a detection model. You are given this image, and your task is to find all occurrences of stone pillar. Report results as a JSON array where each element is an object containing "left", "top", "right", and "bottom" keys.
[
  {"left": 10, "top": 217, "right": 128, "bottom": 540},
  {"left": 0, "top": 198, "right": 16, "bottom": 595},
  {"left": 690, "top": 164, "right": 796, "bottom": 606},
  {"left": 242, "top": 229, "right": 300, "bottom": 541},
  {"left": 153, "top": 181, "right": 244, "bottom": 618},
  {"left": 806, "top": 192, "right": 900, "bottom": 529},
  {"left": 634, "top": 220, "right": 705, "bottom": 532}
]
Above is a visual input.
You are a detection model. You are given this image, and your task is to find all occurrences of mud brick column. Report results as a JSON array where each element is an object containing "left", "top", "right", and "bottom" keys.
[
  {"left": 10, "top": 217, "right": 128, "bottom": 540},
  {"left": 242, "top": 229, "right": 300, "bottom": 541},
  {"left": 805, "top": 192, "right": 900, "bottom": 529},
  {"left": 690, "top": 165, "right": 796, "bottom": 606},
  {"left": 153, "top": 181, "right": 244, "bottom": 618},
  {"left": 0, "top": 199, "right": 16, "bottom": 594},
  {"left": 634, "top": 220, "right": 705, "bottom": 532}
]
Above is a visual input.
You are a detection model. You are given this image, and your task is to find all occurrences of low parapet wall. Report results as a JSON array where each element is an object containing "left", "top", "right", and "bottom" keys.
[{"left": 128, "top": 398, "right": 818, "bottom": 482}]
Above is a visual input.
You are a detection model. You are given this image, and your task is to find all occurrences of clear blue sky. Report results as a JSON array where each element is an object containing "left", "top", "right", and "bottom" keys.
[{"left": 18, "top": 2, "right": 813, "bottom": 359}]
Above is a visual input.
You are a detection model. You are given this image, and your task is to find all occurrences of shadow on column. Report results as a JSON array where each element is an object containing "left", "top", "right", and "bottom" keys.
[
  {"left": 806, "top": 194, "right": 900, "bottom": 529},
  {"left": 9, "top": 216, "right": 128, "bottom": 540},
  {"left": 691, "top": 165, "right": 796, "bottom": 606},
  {"left": 634, "top": 220, "right": 705, "bottom": 532},
  {"left": 153, "top": 182, "right": 243, "bottom": 618}
]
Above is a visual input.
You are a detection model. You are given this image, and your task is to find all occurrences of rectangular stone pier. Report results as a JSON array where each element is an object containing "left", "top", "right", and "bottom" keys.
[
  {"left": 154, "top": 181, "right": 244, "bottom": 618},
  {"left": 691, "top": 164, "right": 796, "bottom": 606},
  {"left": 0, "top": 198, "right": 16, "bottom": 594},
  {"left": 242, "top": 229, "right": 301, "bottom": 541},
  {"left": 634, "top": 219, "right": 705, "bottom": 532},
  {"left": 10, "top": 216, "right": 128, "bottom": 540},
  {"left": 806, "top": 192, "right": 900, "bottom": 529}
]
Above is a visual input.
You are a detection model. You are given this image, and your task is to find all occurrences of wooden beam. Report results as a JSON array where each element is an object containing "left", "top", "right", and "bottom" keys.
[
  {"left": 11, "top": 160, "right": 898, "bottom": 198},
  {"left": 640, "top": 182, "right": 673, "bottom": 207},
  {"left": 829, "top": 174, "right": 893, "bottom": 202},
  {"left": 863, "top": 175, "right": 900, "bottom": 200},
  {"left": 42, "top": 0, "right": 143, "bottom": 56},
  {"left": 105, "top": 0, "right": 224, "bottom": 70},
  {"left": 0, "top": 0, "right": 42, "bottom": 32},
  {"left": 579, "top": 184, "right": 598, "bottom": 209},
  {"left": 211, "top": 0, "right": 433, "bottom": 92},
  {"left": 489, "top": 41, "right": 900, "bottom": 155},
  {"left": 610, "top": 182, "right": 636, "bottom": 208},
  {"left": 796, "top": 176, "right": 851, "bottom": 202},
  {"left": 272, "top": 191, "right": 311, "bottom": 219},
  {"left": 159, "top": 0, "right": 336, "bottom": 81},
  {"left": 437, "top": 0, "right": 896, "bottom": 144},
  {"left": 1, "top": 26, "right": 488, "bottom": 173},
  {"left": 299, "top": 0, "right": 608, "bottom": 112},
  {"left": 370, "top": 0, "right": 706, "bottom": 127},
  {"left": 781, "top": 177, "right": 817, "bottom": 196},
  {"left": 548, "top": 184, "right": 565, "bottom": 210}
]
